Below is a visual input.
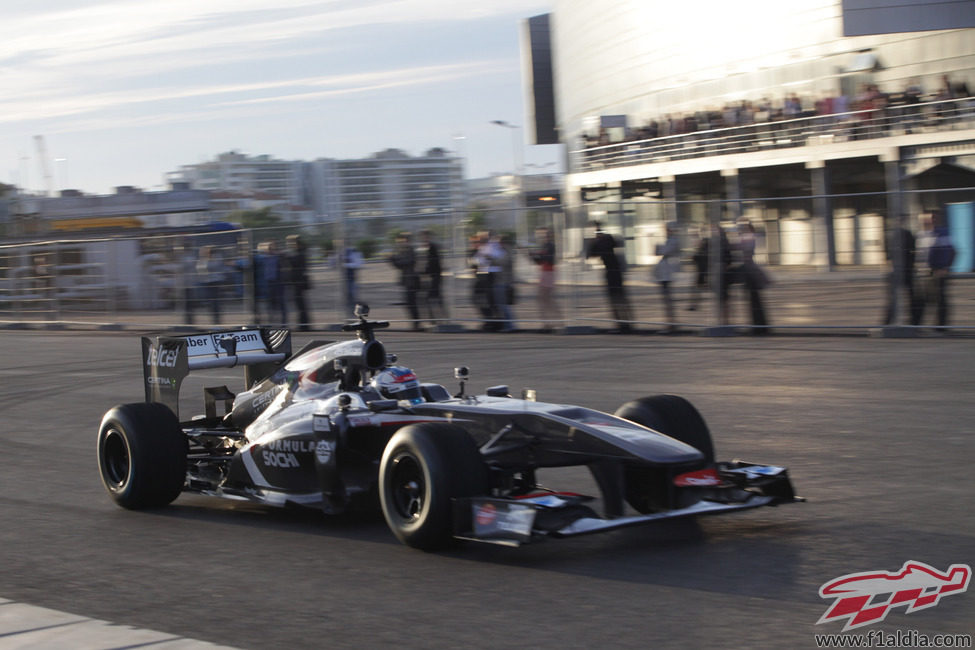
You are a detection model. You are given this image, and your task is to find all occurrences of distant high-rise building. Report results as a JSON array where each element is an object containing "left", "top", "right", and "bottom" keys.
[
  {"left": 168, "top": 151, "right": 306, "bottom": 207},
  {"left": 308, "top": 148, "right": 465, "bottom": 237},
  {"left": 170, "top": 148, "right": 466, "bottom": 237}
]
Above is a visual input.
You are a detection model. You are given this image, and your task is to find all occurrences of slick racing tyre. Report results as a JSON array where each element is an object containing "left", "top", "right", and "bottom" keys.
[
  {"left": 614, "top": 395, "right": 715, "bottom": 513},
  {"left": 614, "top": 394, "right": 714, "bottom": 462},
  {"left": 379, "top": 423, "right": 488, "bottom": 551},
  {"left": 97, "top": 402, "right": 187, "bottom": 509}
]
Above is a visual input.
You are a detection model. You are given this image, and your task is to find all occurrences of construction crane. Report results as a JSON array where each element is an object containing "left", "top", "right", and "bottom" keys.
[{"left": 33, "top": 135, "right": 55, "bottom": 197}]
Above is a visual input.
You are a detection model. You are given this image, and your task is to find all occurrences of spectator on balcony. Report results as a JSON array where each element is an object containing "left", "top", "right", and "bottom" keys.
[{"left": 901, "top": 79, "right": 924, "bottom": 133}]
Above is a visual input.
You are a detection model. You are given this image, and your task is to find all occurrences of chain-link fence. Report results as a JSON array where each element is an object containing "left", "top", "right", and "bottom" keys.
[{"left": 1, "top": 190, "right": 973, "bottom": 335}]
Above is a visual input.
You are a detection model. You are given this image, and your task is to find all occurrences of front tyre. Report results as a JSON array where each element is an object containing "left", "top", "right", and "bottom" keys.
[
  {"left": 614, "top": 394, "right": 714, "bottom": 462},
  {"left": 379, "top": 423, "right": 488, "bottom": 551},
  {"left": 614, "top": 394, "right": 715, "bottom": 513},
  {"left": 97, "top": 402, "right": 187, "bottom": 509}
]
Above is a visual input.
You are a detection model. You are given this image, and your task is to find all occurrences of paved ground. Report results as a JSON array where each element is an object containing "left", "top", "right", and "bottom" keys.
[
  {"left": 1, "top": 331, "right": 971, "bottom": 649},
  {"left": 2, "top": 257, "right": 974, "bottom": 336}
]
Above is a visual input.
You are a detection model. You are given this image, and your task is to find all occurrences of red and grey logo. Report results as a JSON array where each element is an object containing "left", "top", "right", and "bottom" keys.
[{"left": 817, "top": 561, "right": 970, "bottom": 631}]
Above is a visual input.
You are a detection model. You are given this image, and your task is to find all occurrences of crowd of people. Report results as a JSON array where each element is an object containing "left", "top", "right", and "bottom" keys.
[
  {"left": 882, "top": 208, "right": 957, "bottom": 330},
  {"left": 182, "top": 233, "right": 311, "bottom": 330},
  {"left": 388, "top": 229, "right": 445, "bottom": 331},
  {"left": 582, "top": 75, "right": 973, "bottom": 150},
  {"left": 169, "top": 209, "right": 958, "bottom": 335},
  {"left": 583, "top": 220, "right": 772, "bottom": 334}
]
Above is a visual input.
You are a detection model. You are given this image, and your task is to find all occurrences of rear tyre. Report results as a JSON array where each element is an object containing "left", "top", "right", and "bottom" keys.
[
  {"left": 614, "top": 395, "right": 714, "bottom": 513},
  {"left": 379, "top": 423, "right": 488, "bottom": 551},
  {"left": 97, "top": 402, "right": 187, "bottom": 509}
]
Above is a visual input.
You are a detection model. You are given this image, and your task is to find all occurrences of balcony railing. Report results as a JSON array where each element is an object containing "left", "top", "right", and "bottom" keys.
[{"left": 571, "top": 97, "right": 975, "bottom": 173}]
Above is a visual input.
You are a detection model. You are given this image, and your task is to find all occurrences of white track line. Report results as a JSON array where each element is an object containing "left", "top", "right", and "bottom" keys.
[{"left": 0, "top": 599, "right": 240, "bottom": 649}]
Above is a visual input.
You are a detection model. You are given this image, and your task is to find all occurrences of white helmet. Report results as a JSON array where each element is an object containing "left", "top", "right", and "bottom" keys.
[{"left": 370, "top": 366, "right": 423, "bottom": 404}]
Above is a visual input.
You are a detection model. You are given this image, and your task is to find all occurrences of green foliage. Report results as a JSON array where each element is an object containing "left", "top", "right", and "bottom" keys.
[
  {"left": 385, "top": 227, "right": 406, "bottom": 244},
  {"left": 0, "top": 182, "right": 14, "bottom": 198},
  {"left": 465, "top": 206, "right": 487, "bottom": 236},
  {"left": 305, "top": 223, "right": 336, "bottom": 256},
  {"left": 231, "top": 207, "right": 281, "bottom": 229},
  {"left": 356, "top": 238, "right": 380, "bottom": 259}
]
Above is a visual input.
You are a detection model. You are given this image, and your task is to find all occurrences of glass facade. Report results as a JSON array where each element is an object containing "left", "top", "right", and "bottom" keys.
[
  {"left": 548, "top": 0, "right": 975, "bottom": 267},
  {"left": 553, "top": 0, "right": 975, "bottom": 151}
]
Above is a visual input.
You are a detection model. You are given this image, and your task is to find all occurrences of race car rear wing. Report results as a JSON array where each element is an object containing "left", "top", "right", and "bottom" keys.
[{"left": 142, "top": 328, "right": 291, "bottom": 418}]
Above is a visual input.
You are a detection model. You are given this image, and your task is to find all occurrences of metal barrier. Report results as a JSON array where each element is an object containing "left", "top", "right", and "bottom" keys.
[{"left": 1, "top": 196, "right": 973, "bottom": 336}]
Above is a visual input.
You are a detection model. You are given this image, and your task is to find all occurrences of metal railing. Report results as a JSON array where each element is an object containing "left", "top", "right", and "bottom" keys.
[
  {"left": 1, "top": 195, "right": 973, "bottom": 336},
  {"left": 572, "top": 97, "right": 975, "bottom": 172}
]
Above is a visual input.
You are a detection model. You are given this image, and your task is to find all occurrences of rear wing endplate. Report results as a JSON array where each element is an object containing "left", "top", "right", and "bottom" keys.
[{"left": 141, "top": 328, "right": 291, "bottom": 418}]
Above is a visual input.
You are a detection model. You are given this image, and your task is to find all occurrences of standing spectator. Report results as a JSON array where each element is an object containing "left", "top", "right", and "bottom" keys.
[
  {"left": 709, "top": 222, "right": 735, "bottom": 325},
  {"left": 390, "top": 232, "right": 421, "bottom": 330},
  {"left": 470, "top": 231, "right": 504, "bottom": 331},
  {"left": 496, "top": 233, "right": 516, "bottom": 332},
  {"left": 922, "top": 208, "right": 956, "bottom": 331},
  {"left": 418, "top": 229, "right": 444, "bottom": 325},
  {"left": 254, "top": 241, "right": 286, "bottom": 325},
  {"left": 882, "top": 225, "right": 919, "bottom": 326},
  {"left": 529, "top": 227, "right": 563, "bottom": 332},
  {"left": 687, "top": 227, "right": 709, "bottom": 311},
  {"left": 469, "top": 232, "right": 494, "bottom": 329},
  {"left": 284, "top": 234, "right": 311, "bottom": 331},
  {"left": 341, "top": 240, "right": 364, "bottom": 316},
  {"left": 653, "top": 222, "right": 681, "bottom": 333},
  {"left": 196, "top": 245, "right": 227, "bottom": 324},
  {"left": 179, "top": 239, "right": 199, "bottom": 325},
  {"left": 737, "top": 220, "right": 770, "bottom": 334},
  {"left": 585, "top": 222, "right": 633, "bottom": 333}
]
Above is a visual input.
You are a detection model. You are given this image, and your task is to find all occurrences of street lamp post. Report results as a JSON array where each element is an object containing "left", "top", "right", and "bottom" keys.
[
  {"left": 490, "top": 120, "right": 524, "bottom": 244},
  {"left": 54, "top": 158, "right": 68, "bottom": 193}
]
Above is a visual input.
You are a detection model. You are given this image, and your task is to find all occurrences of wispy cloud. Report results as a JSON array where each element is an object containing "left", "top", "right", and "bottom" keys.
[
  {"left": 0, "top": 0, "right": 555, "bottom": 191},
  {"left": 0, "top": 59, "right": 509, "bottom": 127},
  {"left": 0, "top": 0, "right": 540, "bottom": 120}
]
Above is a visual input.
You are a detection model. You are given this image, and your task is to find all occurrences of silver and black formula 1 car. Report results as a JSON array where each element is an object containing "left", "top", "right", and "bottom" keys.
[{"left": 97, "top": 306, "right": 802, "bottom": 550}]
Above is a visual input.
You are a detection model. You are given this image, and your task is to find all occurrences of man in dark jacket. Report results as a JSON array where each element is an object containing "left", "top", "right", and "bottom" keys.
[
  {"left": 585, "top": 222, "right": 633, "bottom": 333},
  {"left": 924, "top": 209, "right": 956, "bottom": 329},
  {"left": 390, "top": 232, "right": 421, "bottom": 330},
  {"left": 284, "top": 234, "right": 311, "bottom": 331},
  {"left": 882, "top": 225, "right": 919, "bottom": 326},
  {"left": 418, "top": 229, "right": 444, "bottom": 324}
]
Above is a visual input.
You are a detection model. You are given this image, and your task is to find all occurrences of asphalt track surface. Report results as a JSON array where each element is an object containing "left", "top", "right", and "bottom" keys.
[{"left": 1, "top": 330, "right": 972, "bottom": 649}]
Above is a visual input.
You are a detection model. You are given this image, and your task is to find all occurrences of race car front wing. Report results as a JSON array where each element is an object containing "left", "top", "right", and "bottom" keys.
[{"left": 452, "top": 461, "right": 804, "bottom": 547}]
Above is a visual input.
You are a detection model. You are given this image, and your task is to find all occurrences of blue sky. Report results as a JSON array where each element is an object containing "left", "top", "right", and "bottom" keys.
[{"left": 1, "top": 0, "right": 561, "bottom": 195}]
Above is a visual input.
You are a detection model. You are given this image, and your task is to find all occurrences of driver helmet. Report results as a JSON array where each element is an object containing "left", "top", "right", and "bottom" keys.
[{"left": 370, "top": 366, "right": 424, "bottom": 404}]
